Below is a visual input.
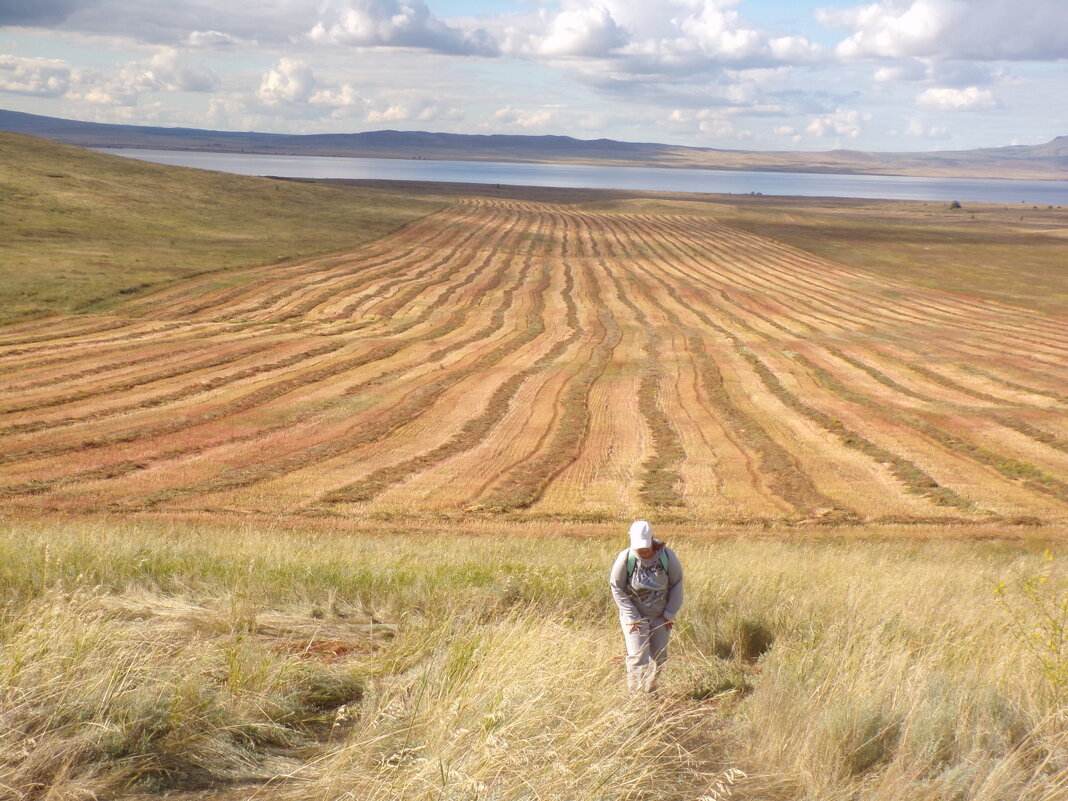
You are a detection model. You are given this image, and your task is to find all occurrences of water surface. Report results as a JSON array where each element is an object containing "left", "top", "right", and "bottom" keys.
[{"left": 101, "top": 148, "right": 1068, "bottom": 205}]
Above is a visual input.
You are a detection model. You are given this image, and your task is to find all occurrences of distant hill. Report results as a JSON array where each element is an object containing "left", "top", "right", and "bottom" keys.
[{"left": 2, "top": 109, "right": 1066, "bottom": 180}]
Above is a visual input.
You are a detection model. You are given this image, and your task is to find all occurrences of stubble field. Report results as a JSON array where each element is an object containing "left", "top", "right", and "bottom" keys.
[{"left": 3, "top": 191, "right": 1068, "bottom": 527}]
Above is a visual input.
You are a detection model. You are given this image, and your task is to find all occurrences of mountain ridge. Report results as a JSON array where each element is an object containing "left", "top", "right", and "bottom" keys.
[{"left": 2, "top": 109, "right": 1065, "bottom": 180}]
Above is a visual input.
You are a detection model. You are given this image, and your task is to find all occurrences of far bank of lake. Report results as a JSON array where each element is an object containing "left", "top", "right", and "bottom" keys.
[{"left": 101, "top": 148, "right": 1068, "bottom": 205}]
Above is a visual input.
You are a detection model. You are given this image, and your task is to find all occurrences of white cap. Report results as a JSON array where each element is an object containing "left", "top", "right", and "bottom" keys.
[{"left": 628, "top": 520, "right": 653, "bottom": 550}]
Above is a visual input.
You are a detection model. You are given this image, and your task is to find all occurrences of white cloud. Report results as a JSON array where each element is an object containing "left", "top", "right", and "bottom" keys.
[
  {"left": 768, "top": 35, "right": 821, "bottom": 63},
  {"left": 309, "top": 0, "right": 497, "bottom": 55},
  {"left": 186, "top": 30, "right": 242, "bottom": 48},
  {"left": 2, "top": 0, "right": 1061, "bottom": 149},
  {"left": 128, "top": 48, "right": 217, "bottom": 93},
  {"left": 474, "top": 0, "right": 826, "bottom": 127},
  {"left": 492, "top": 106, "right": 557, "bottom": 129},
  {"left": 0, "top": 48, "right": 214, "bottom": 106},
  {"left": 537, "top": 5, "right": 628, "bottom": 57},
  {"left": 905, "top": 118, "right": 950, "bottom": 138},
  {"left": 14, "top": 1, "right": 298, "bottom": 46},
  {"left": 79, "top": 88, "right": 117, "bottom": 105},
  {"left": 806, "top": 108, "right": 871, "bottom": 139},
  {"left": 508, "top": 0, "right": 822, "bottom": 70},
  {"left": 310, "top": 85, "right": 365, "bottom": 109},
  {"left": 2, "top": 0, "right": 500, "bottom": 56},
  {"left": 821, "top": 0, "right": 1068, "bottom": 61},
  {"left": 926, "top": 61, "right": 998, "bottom": 88},
  {"left": 698, "top": 115, "right": 751, "bottom": 139},
  {"left": 367, "top": 104, "right": 414, "bottom": 122},
  {"left": 916, "top": 85, "right": 996, "bottom": 111},
  {"left": 428, "top": 106, "right": 465, "bottom": 122},
  {"left": 872, "top": 58, "right": 1005, "bottom": 90},
  {"left": 677, "top": 3, "right": 763, "bottom": 60},
  {"left": 257, "top": 58, "right": 317, "bottom": 106},
  {"left": 66, "top": 49, "right": 216, "bottom": 106},
  {"left": 0, "top": 54, "right": 74, "bottom": 96},
  {"left": 666, "top": 107, "right": 753, "bottom": 140},
  {"left": 367, "top": 101, "right": 462, "bottom": 122},
  {"left": 819, "top": 0, "right": 951, "bottom": 59},
  {"left": 873, "top": 60, "right": 927, "bottom": 82}
]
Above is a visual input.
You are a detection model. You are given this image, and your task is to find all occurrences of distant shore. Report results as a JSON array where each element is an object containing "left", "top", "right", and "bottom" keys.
[
  {"left": 3, "top": 109, "right": 1066, "bottom": 182},
  {"left": 88, "top": 142, "right": 1068, "bottom": 182}
]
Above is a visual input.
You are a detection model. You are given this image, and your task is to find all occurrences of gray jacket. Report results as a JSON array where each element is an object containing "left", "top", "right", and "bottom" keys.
[{"left": 610, "top": 544, "right": 684, "bottom": 623}]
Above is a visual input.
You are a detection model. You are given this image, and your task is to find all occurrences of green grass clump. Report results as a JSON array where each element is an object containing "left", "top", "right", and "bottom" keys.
[
  {"left": 0, "top": 133, "right": 444, "bottom": 322},
  {"left": 0, "top": 518, "right": 1065, "bottom": 800}
]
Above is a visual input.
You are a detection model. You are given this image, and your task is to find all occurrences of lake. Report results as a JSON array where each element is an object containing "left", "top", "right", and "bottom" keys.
[{"left": 101, "top": 147, "right": 1068, "bottom": 205}]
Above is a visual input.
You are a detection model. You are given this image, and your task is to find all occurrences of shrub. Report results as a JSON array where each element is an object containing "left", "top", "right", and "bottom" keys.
[{"left": 995, "top": 550, "right": 1068, "bottom": 699}]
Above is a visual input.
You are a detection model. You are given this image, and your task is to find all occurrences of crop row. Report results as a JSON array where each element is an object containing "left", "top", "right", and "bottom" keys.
[
  {"left": 17, "top": 223, "right": 546, "bottom": 508},
  {"left": 0, "top": 203, "right": 535, "bottom": 494},
  {"left": 627, "top": 212, "right": 1068, "bottom": 519},
  {"left": 597, "top": 214, "right": 854, "bottom": 519}
]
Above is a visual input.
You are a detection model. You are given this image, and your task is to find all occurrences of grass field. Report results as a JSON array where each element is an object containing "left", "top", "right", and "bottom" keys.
[
  {"left": 2, "top": 518, "right": 1065, "bottom": 801},
  {"left": 1, "top": 136, "right": 1067, "bottom": 800},
  {"left": 0, "top": 133, "right": 443, "bottom": 322}
]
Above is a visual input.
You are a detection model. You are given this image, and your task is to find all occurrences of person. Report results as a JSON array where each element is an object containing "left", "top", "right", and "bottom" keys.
[{"left": 609, "top": 520, "right": 684, "bottom": 693}]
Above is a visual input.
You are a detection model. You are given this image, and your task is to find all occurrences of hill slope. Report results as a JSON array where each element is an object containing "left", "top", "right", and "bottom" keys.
[
  {"left": 2, "top": 109, "right": 1067, "bottom": 179},
  {"left": 0, "top": 132, "right": 442, "bottom": 321}
]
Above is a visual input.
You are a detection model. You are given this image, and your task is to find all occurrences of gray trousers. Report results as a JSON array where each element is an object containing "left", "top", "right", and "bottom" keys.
[{"left": 621, "top": 616, "right": 671, "bottom": 692}]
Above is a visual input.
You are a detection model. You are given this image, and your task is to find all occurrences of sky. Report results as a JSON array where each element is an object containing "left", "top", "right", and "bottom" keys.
[{"left": 1, "top": 0, "right": 1066, "bottom": 152}]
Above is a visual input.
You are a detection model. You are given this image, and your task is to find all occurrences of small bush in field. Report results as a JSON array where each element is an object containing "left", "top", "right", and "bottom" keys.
[
  {"left": 995, "top": 550, "right": 1068, "bottom": 698},
  {"left": 680, "top": 658, "right": 753, "bottom": 701}
]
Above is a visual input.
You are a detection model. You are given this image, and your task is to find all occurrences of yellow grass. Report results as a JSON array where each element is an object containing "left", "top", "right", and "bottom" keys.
[{"left": 0, "top": 517, "right": 1065, "bottom": 800}]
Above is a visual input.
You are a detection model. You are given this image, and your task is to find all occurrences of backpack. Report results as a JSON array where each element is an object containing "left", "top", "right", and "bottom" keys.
[{"left": 626, "top": 550, "right": 670, "bottom": 578}]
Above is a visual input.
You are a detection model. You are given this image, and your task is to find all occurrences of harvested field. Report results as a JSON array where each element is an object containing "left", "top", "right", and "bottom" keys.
[{"left": 3, "top": 196, "right": 1068, "bottom": 528}]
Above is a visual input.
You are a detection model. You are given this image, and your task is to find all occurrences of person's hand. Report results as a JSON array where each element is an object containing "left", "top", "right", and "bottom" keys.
[
  {"left": 627, "top": 621, "right": 643, "bottom": 633},
  {"left": 663, "top": 618, "right": 674, "bottom": 630}
]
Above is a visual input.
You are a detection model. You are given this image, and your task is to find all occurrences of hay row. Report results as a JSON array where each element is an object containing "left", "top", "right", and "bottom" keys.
[
  {"left": 0, "top": 341, "right": 273, "bottom": 417},
  {"left": 0, "top": 224, "right": 535, "bottom": 499},
  {"left": 479, "top": 259, "right": 622, "bottom": 511},
  {"left": 664, "top": 221, "right": 1068, "bottom": 509},
  {"left": 125, "top": 261, "right": 561, "bottom": 510},
  {"left": 3, "top": 199, "right": 1067, "bottom": 523},
  {"left": 0, "top": 341, "right": 348, "bottom": 454},
  {"left": 317, "top": 257, "right": 575, "bottom": 506},
  {"left": 601, "top": 258, "right": 685, "bottom": 508},
  {"left": 599, "top": 215, "right": 846, "bottom": 517},
  {"left": 628, "top": 213, "right": 1065, "bottom": 514}
]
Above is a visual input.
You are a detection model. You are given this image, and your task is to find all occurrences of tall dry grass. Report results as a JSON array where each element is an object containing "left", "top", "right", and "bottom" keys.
[{"left": 0, "top": 518, "right": 1064, "bottom": 800}]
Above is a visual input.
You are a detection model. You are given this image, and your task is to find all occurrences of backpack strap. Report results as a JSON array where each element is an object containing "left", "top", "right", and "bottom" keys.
[{"left": 626, "top": 550, "right": 670, "bottom": 577}]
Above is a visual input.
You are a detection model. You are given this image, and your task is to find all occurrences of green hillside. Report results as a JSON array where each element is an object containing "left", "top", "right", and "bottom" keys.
[{"left": 0, "top": 133, "right": 443, "bottom": 322}]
